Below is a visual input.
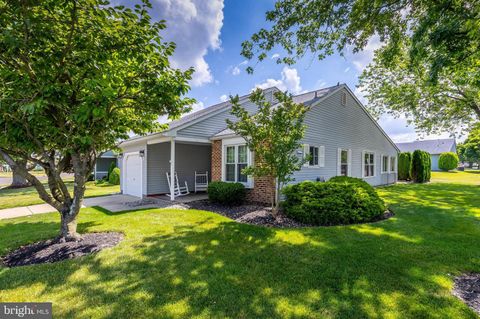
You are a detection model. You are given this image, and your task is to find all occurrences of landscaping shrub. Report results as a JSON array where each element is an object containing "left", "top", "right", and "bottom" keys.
[
  {"left": 398, "top": 152, "right": 412, "bottom": 180},
  {"left": 208, "top": 181, "right": 246, "bottom": 205},
  {"left": 329, "top": 176, "right": 372, "bottom": 189},
  {"left": 108, "top": 167, "right": 121, "bottom": 185},
  {"left": 438, "top": 152, "right": 459, "bottom": 171},
  {"left": 412, "top": 150, "right": 431, "bottom": 183},
  {"left": 282, "top": 180, "right": 385, "bottom": 226},
  {"left": 107, "top": 162, "right": 117, "bottom": 180}
]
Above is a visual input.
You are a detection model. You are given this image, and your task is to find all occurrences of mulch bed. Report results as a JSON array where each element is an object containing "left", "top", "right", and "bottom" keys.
[
  {"left": 453, "top": 273, "right": 480, "bottom": 315},
  {"left": 186, "top": 200, "right": 393, "bottom": 228},
  {"left": 1, "top": 232, "right": 123, "bottom": 268}
]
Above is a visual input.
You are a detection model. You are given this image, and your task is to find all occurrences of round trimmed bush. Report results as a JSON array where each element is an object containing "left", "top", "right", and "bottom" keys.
[
  {"left": 282, "top": 180, "right": 385, "bottom": 226},
  {"left": 208, "top": 181, "right": 246, "bottom": 206},
  {"left": 108, "top": 167, "right": 120, "bottom": 185},
  {"left": 438, "top": 152, "right": 459, "bottom": 171}
]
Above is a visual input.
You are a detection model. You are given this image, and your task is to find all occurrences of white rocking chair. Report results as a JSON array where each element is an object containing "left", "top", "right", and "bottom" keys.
[
  {"left": 195, "top": 171, "right": 209, "bottom": 193},
  {"left": 166, "top": 172, "right": 190, "bottom": 197}
]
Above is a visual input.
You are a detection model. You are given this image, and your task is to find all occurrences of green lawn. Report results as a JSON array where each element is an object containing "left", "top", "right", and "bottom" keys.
[
  {"left": 0, "top": 172, "right": 479, "bottom": 318},
  {"left": 0, "top": 181, "right": 120, "bottom": 209}
]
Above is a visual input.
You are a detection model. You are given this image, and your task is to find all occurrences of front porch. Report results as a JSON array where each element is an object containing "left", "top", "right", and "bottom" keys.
[
  {"left": 145, "top": 137, "right": 212, "bottom": 201},
  {"left": 149, "top": 192, "right": 209, "bottom": 203}
]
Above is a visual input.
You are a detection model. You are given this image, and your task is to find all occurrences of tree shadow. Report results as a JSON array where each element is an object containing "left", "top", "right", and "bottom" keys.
[{"left": 0, "top": 200, "right": 478, "bottom": 318}]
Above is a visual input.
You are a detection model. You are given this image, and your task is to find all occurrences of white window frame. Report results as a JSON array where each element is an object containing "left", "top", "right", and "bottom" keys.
[
  {"left": 303, "top": 144, "right": 325, "bottom": 168},
  {"left": 222, "top": 137, "right": 253, "bottom": 188},
  {"left": 381, "top": 154, "right": 389, "bottom": 174},
  {"left": 337, "top": 148, "right": 352, "bottom": 176},
  {"left": 390, "top": 156, "right": 397, "bottom": 173},
  {"left": 363, "top": 151, "right": 376, "bottom": 178}
]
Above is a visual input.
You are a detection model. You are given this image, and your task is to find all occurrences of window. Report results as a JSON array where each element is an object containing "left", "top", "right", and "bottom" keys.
[
  {"left": 309, "top": 146, "right": 319, "bottom": 166},
  {"left": 364, "top": 152, "right": 375, "bottom": 177},
  {"left": 303, "top": 145, "right": 325, "bottom": 167},
  {"left": 339, "top": 149, "right": 349, "bottom": 176},
  {"left": 382, "top": 155, "right": 389, "bottom": 173},
  {"left": 225, "top": 144, "right": 249, "bottom": 183},
  {"left": 390, "top": 156, "right": 396, "bottom": 173}
]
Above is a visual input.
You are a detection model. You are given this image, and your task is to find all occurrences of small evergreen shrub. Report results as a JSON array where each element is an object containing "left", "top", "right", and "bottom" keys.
[
  {"left": 329, "top": 176, "right": 372, "bottom": 189},
  {"left": 438, "top": 152, "right": 459, "bottom": 171},
  {"left": 107, "top": 161, "right": 117, "bottom": 180},
  {"left": 412, "top": 150, "right": 431, "bottom": 183},
  {"left": 398, "top": 152, "right": 412, "bottom": 180},
  {"left": 208, "top": 181, "right": 246, "bottom": 205},
  {"left": 108, "top": 167, "right": 121, "bottom": 185},
  {"left": 282, "top": 180, "right": 385, "bottom": 226}
]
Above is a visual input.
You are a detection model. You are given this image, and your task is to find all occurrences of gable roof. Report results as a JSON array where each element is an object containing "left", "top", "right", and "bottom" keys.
[
  {"left": 396, "top": 139, "right": 456, "bottom": 154},
  {"left": 119, "top": 84, "right": 399, "bottom": 153}
]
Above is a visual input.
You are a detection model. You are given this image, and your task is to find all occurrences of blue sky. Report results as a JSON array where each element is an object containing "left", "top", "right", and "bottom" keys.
[{"left": 130, "top": 0, "right": 454, "bottom": 142}]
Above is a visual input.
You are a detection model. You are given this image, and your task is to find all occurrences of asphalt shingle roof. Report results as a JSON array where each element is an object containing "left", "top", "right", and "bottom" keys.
[{"left": 396, "top": 139, "right": 456, "bottom": 155}]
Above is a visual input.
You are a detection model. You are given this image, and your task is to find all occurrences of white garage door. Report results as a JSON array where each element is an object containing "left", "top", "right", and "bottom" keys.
[{"left": 124, "top": 153, "right": 142, "bottom": 198}]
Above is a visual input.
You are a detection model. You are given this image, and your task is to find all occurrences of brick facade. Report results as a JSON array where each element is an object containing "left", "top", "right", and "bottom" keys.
[{"left": 211, "top": 139, "right": 275, "bottom": 204}]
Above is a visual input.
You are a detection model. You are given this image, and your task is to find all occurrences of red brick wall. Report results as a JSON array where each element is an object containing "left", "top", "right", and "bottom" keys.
[
  {"left": 211, "top": 140, "right": 222, "bottom": 181},
  {"left": 210, "top": 139, "right": 275, "bottom": 204}
]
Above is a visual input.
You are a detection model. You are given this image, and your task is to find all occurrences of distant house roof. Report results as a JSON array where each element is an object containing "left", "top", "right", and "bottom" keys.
[{"left": 396, "top": 139, "right": 456, "bottom": 155}]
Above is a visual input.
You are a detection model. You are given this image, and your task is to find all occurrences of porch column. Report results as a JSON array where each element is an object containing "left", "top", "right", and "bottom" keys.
[{"left": 170, "top": 137, "right": 175, "bottom": 201}]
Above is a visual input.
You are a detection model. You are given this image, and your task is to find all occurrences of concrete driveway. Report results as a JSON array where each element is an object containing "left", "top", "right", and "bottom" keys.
[{"left": 0, "top": 194, "right": 182, "bottom": 220}]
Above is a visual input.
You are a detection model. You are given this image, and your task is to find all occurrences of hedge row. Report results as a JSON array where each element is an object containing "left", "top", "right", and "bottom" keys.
[{"left": 398, "top": 152, "right": 412, "bottom": 180}]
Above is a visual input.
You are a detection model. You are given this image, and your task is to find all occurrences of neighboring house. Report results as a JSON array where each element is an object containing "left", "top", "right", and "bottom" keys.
[
  {"left": 118, "top": 84, "right": 399, "bottom": 203},
  {"left": 94, "top": 151, "right": 118, "bottom": 180},
  {"left": 396, "top": 139, "right": 457, "bottom": 171}
]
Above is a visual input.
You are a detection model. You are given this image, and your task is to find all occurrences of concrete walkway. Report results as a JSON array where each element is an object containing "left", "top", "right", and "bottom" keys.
[{"left": 0, "top": 194, "right": 184, "bottom": 220}]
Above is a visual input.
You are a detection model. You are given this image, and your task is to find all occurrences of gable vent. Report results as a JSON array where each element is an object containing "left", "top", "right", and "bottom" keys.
[{"left": 341, "top": 91, "right": 347, "bottom": 106}]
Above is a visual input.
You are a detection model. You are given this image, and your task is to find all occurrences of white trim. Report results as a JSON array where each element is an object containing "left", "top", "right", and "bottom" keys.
[
  {"left": 170, "top": 138, "right": 175, "bottom": 200},
  {"left": 221, "top": 137, "right": 253, "bottom": 188},
  {"left": 381, "top": 154, "right": 389, "bottom": 174},
  {"left": 337, "top": 148, "right": 350, "bottom": 176},
  {"left": 390, "top": 155, "right": 397, "bottom": 173},
  {"left": 363, "top": 150, "right": 376, "bottom": 178},
  {"left": 319, "top": 145, "right": 325, "bottom": 168}
]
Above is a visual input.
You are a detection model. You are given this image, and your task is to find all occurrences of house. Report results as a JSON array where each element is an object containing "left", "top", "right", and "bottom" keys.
[
  {"left": 118, "top": 84, "right": 399, "bottom": 202},
  {"left": 396, "top": 139, "right": 457, "bottom": 171},
  {"left": 94, "top": 151, "right": 118, "bottom": 180}
]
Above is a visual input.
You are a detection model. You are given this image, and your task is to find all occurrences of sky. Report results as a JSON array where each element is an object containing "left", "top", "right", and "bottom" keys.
[{"left": 127, "top": 0, "right": 455, "bottom": 143}]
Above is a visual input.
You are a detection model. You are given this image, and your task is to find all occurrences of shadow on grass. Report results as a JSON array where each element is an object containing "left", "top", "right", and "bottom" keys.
[{"left": 0, "top": 183, "right": 479, "bottom": 318}]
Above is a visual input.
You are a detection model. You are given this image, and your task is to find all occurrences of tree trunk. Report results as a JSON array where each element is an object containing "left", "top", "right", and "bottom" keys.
[
  {"left": 10, "top": 160, "right": 30, "bottom": 188},
  {"left": 59, "top": 209, "right": 80, "bottom": 241}
]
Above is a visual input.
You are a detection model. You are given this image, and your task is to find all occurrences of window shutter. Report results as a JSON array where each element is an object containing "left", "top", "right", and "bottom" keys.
[
  {"left": 347, "top": 149, "right": 352, "bottom": 176},
  {"left": 303, "top": 144, "right": 310, "bottom": 167},
  {"left": 337, "top": 148, "right": 342, "bottom": 175},
  {"left": 319, "top": 146, "right": 325, "bottom": 167}
]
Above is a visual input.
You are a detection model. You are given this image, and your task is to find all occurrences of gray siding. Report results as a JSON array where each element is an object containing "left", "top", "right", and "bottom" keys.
[
  {"left": 291, "top": 88, "right": 398, "bottom": 186},
  {"left": 177, "top": 99, "right": 267, "bottom": 139},
  {"left": 431, "top": 154, "right": 440, "bottom": 171},
  {"left": 147, "top": 142, "right": 211, "bottom": 194}
]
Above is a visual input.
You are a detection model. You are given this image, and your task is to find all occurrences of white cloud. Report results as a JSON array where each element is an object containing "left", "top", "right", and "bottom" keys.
[
  {"left": 344, "top": 67, "right": 350, "bottom": 73},
  {"left": 239, "top": 60, "right": 248, "bottom": 66},
  {"left": 255, "top": 66, "right": 303, "bottom": 94},
  {"left": 232, "top": 66, "right": 240, "bottom": 76},
  {"left": 219, "top": 94, "right": 228, "bottom": 102},
  {"left": 153, "top": 0, "right": 224, "bottom": 87},
  {"left": 347, "top": 35, "right": 383, "bottom": 72},
  {"left": 271, "top": 53, "right": 280, "bottom": 59}
]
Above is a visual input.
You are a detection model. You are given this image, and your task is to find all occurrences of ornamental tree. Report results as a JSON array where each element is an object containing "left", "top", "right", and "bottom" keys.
[
  {"left": 0, "top": 0, "right": 193, "bottom": 240},
  {"left": 438, "top": 152, "right": 459, "bottom": 171},
  {"left": 241, "top": 0, "right": 480, "bottom": 134},
  {"left": 227, "top": 89, "right": 308, "bottom": 214},
  {"left": 458, "top": 124, "right": 480, "bottom": 166}
]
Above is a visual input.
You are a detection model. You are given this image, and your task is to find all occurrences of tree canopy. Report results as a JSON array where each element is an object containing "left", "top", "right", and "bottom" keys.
[
  {"left": 227, "top": 89, "right": 308, "bottom": 213},
  {"left": 241, "top": 0, "right": 480, "bottom": 133},
  {"left": 0, "top": 0, "right": 193, "bottom": 239},
  {"left": 458, "top": 123, "right": 480, "bottom": 164}
]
